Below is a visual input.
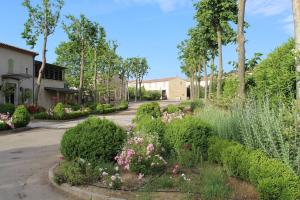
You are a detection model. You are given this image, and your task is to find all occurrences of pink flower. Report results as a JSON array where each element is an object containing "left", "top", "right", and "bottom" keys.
[
  {"left": 172, "top": 164, "right": 180, "bottom": 175},
  {"left": 146, "top": 144, "right": 154, "bottom": 155},
  {"left": 124, "top": 164, "right": 130, "bottom": 170},
  {"left": 127, "top": 149, "right": 135, "bottom": 158},
  {"left": 111, "top": 175, "right": 116, "bottom": 181}
]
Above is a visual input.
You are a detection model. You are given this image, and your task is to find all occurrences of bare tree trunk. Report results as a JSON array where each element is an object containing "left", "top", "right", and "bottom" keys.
[
  {"left": 135, "top": 79, "right": 138, "bottom": 102},
  {"left": 217, "top": 26, "right": 223, "bottom": 99},
  {"left": 204, "top": 60, "right": 208, "bottom": 101},
  {"left": 293, "top": 0, "right": 300, "bottom": 131},
  {"left": 209, "top": 55, "right": 215, "bottom": 99},
  {"left": 35, "top": 34, "right": 48, "bottom": 106},
  {"left": 93, "top": 49, "right": 97, "bottom": 103},
  {"left": 139, "top": 80, "right": 142, "bottom": 101},
  {"left": 237, "top": 0, "right": 246, "bottom": 100},
  {"left": 191, "top": 72, "right": 195, "bottom": 100},
  {"left": 79, "top": 49, "right": 84, "bottom": 105}
]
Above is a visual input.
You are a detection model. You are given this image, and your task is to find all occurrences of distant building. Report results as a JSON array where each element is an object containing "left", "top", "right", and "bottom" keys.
[
  {"left": 128, "top": 76, "right": 211, "bottom": 100},
  {"left": 0, "top": 42, "right": 77, "bottom": 109}
]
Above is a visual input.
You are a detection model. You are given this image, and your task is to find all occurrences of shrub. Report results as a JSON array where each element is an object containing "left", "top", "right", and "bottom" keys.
[
  {"left": 163, "top": 104, "right": 180, "bottom": 114},
  {"left": 60, "top": 117, "right": 126, "bottom": 163},
  {"left": 165, "top": 116, "right": 213, "bottom": 161},
  {"left": 33, "top": 112, "right": 50, "bottom": 120},
  {"left": 208, "top": 136, "right": 300, "bottom": 200},
  {"left": 0, "top": 121, "right": 9, "bottom": 131},
  {"left": 135, "top": 115, "right": 166, "bottom": 145},
  {"left": 12, "top": 105, "right": 30, "bottom": 128},
  {"left": 26, "top": 104, "right": 46, "bottom": 114},
  {"left": 53, "top": 103, "right": 65, "bottom": 120},
  {"left": 0, "top": 103, "right": 15, "bottom": 115},
  {"left": 136, "top": 102, "right": 161, "bottom": 121},
  {"left": 96, "top": 104, "right": 104, "bottom": 113},
  {"left": 117, "top": 101, "right": 128, "bottom": 111},
  {"left": 115, "top": 132, "right": 167, "bottom": 175},
  {"left": 143, "top": 90, "right": 161, "bottom": 100},
  {"left": 65, "top": 104, "right": 81, "bottom": 111}
]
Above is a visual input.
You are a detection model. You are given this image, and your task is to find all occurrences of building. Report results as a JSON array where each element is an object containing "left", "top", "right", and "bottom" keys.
[
  {"left": 0, "top": 42, "right": 77, "bottom": 109},
  {"left": 128, "top": 76, "right": 211, "bottom": 100},
  {"left": 128, "top": 77, "right": 189, "bottom": 100}
]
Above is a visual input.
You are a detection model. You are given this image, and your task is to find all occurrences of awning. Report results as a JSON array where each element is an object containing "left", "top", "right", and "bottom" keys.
[
  {"left": 2, "top": 73, "right": 32, "bottom": 80},
  {"left": 44, "top": 87, "right": 78, "bottom": 94}
]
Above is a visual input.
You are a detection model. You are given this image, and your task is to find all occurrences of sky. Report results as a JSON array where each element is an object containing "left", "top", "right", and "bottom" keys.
[{"left": 0, "top": 0, "right": 294, "bottom": 80}]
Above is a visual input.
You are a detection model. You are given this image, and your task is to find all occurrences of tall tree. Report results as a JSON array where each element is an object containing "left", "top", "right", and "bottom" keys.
[
  {"left": 293, "top": 0, "right": 300, "bottom": 130},
  {"left": 195, "top": 0, "right": 237, "bottom": 99},
  {"left": 138, "top": 58, "right": 150, "bottom": 101},
  {"left": 90, "top": 23, "right": 106, "bottom": 103},
  {"left": 237, "top": 0, "right": 246, "bottom": 100},
  {"left": 22, "top": 0, "right": 64, "bottom": 105},
  {"left": 63, "top": 15, "right": 97, "bottom": 104}
]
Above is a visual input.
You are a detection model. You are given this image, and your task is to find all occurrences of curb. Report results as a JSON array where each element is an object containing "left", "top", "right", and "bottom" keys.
[
  {"left": 48, "top": 164, "right": 126, "bottom": 200},
  {"left": 0, "top": 126, "right": 34, "bottom": 135}
]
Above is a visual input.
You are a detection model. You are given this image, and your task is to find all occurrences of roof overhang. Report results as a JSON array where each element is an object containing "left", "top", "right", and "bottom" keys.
[
  {"left": 2, "top": 73, "right": 32, "bottom": 81},
  {"left": 0, "top": 42, "right": 38, "bottom": 56},
  {"left": 44, "top": 87, "right": 78, "bottom": 94}
]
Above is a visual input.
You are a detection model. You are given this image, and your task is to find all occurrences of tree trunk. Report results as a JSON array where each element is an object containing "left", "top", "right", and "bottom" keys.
[
  {"left": 79, "top": 49, "right": 84, "bottom": 105},
  {"left": 139, "top": 80, "right": 142, "bottom": 101},
  {"left": 121, "top": 77, "right": 124, "bottom": 101},
  {"left": 209, "top": 55, "right": 215, "bottom": 99},
  {"left": 216, "top": 26, "right": 223, "bottom": 99},
  {"left": 93, "top": 49, "right": 97, "bottom": 103},
  {"left": 135, "top": 79, "right": 138, "bottom": 102},
  {"left": 35, "top": 34, "right": 48, "bottom": 106},
  {"left": 191, "top": 72, "right": 194, "bottom": 100},
  {"left": 204, "top": 60, "right": 208, "bottom": 101},
  {"left": 106, "top": 78, "right": 110, "bottom": 104},
  {"left": 237, "top": 0, "right": 246, "bottom": 100},
  {"left": 293, "top": 0, "right": 300, "bottom": 131}
]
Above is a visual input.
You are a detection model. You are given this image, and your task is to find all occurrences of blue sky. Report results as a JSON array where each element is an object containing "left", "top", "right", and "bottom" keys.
[{"left": 0, "top": 0, "right": 293, "bottom": 80}]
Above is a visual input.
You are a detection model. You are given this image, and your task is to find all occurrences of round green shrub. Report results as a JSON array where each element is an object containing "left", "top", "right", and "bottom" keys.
[
  {"left": 163, "top": 104, "right": 180, "bottom": 114},
  {"left": 96, "top": 104, "right": 104, "bottom": 113},
  {"left": 60, "top": 117, "right": 126, "bottom": 162},
  {"left": 136, "top": 102, "right": 161, "bottom": 121},
  {"left": 135, "top": 115, "right": 166, "bottom": 143},
  {"left": 0, "top": 103, "right": 15, "bottom": 115},
  {"left": 53, "top": 103, "right": 65, "bottom": 120},
  {"left": 165, "top": 116, "right": 213, "bottom": 160},
  {"left": 12, "top": 105, "right": 30, "bottom": 128}
]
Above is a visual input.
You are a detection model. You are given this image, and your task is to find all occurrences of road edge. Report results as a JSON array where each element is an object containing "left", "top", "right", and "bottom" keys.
[{"left": 48, "top": 163, "right": 126, "bottom": 200}]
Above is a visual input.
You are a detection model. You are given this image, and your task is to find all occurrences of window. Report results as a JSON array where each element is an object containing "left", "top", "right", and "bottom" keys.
[
  {"left": 25, "top": 68, "right": 29, "bottom": 74},
  {"left": 35, "top": 65, "right": 63, "bottom": 81},
  {"left": 8, "top": 59, "right": 14, "bottom": 73}
]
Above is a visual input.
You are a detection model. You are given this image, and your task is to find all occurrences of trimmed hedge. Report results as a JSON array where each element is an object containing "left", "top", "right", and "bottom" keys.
[
  {"left": 12, "top": 105, "right": 30, "bottom": 128},
  {"left": 163, "top": 104, "right": 180, "bottom": 114},
  {"left": 136, "top": 102, "right": 161, "bottom": 121},
  {"left": 60, "top": 117, "right": 126, "bottom": 162},
  {"left": 0, "top": 103, "right": 15, "bottom": 115},
  {"left": 165, "top": 116, "right": 213, "bottom": 160},
  {"left": 208, "top": 136, "right": 300, "bottom": 200}
]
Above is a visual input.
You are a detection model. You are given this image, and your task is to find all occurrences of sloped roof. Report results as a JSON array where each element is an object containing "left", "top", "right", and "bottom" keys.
[
  {"left": 0, "top": 42, "right": 38, "bottom": 56},
  {"left": 129, "top": 77, "right": 185, "bottom": 84}
]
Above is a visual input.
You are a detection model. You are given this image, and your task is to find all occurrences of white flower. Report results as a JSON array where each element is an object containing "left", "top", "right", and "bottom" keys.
[
  {"left": 111, "top": 175, "right": 116, "bottom": 181},
  {"left": 115, "top": 166, "right": 119, "bottom": 171},
  {"left": 102, "top": 172, "right": 108, "bottom": 176},
  {"left": 79, "top": 158, "right": 85, "bottom": 163}
]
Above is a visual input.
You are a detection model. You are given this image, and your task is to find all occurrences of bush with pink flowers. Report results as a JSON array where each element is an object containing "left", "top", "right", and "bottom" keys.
[{"left": 115, "top": 133, "right": 167, "bottom": 175}]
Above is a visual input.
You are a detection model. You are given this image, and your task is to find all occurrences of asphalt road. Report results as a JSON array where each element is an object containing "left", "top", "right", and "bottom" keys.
[{"left": 0, "top": 101, "right": 179, "bottom": 200}]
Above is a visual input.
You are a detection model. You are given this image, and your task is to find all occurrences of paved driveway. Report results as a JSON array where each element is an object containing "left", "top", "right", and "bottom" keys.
[{"left": 0, "top": 100, "right": 179, "bottom": 200}]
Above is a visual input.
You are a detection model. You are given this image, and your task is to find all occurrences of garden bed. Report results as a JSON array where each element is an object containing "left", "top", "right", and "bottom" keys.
[{"left": 52, "top": 162, "right": 258, "bottom": 200}]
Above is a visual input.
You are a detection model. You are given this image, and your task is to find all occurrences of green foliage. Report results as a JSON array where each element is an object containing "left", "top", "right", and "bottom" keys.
[
  {"left": 96, "top": 103, "right": 104, "bottom": 113},
  {"left": 117, "top": 101, "right": 128, "bottom": 111},
  {"left": 208, "top": 137, "right": 300, "bottom": 200},
  {"left": 33, "top": 112, "right": 50, "bottom": 120},
  {"left": 53, "top": 103, "right": 65, "bottom": 120},
  {"left": 60, "top": 117, "right": 126, "bottom": 163},
  {"left": 165, "top": 116, "right": 213, "bottom": 161},
  {"left": 222, "top": 75, "right": 239, "bottom": 100},
  {"left": 251, "top": 39, "right": 295, "bottom": 105},
  {"left": 0, "top": 121, "right": 9, "bottom": 131},
  {"left": 201, "top": 166, "right": 232, "bottom": 200},
  {"left": 12, "top": 105, "right": 30, "bottom": 128},
  {"left": 163, "top": 104, "right": 180, "bottom": 114},
  {"left": 143, "top": 90, "right": 161, "bottom": 101},
  {"left": 135, "top": 115, "right": 166, "bottom": 145},
  {"left": 196, "top": 105, "right": 241, "bottom": 141},
  {"left": 135, "top": 102, "right": 161, "bottom": 121},
  {"left": 0, "top": 103, "right": 15, "bottom": 115}
]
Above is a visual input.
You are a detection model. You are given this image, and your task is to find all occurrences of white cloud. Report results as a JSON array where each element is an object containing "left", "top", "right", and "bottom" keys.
[
  {"left": 246, "top": 0, "right": 291, "bottom": 16},
  {"left": 113, "top": 0, "right": 192, "bottom": 12}
]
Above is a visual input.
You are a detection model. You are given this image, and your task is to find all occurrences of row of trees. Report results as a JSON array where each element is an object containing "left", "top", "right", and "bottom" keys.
[
  {"left": 178, "top": 0, "right": 299, "bottom": 108},
  {"left": 22, "top": 0, "right": 149, "bottom": 105}
]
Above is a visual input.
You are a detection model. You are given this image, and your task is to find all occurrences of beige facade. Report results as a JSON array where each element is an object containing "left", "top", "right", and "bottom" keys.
[
  {"left": 129, "top": 77, "right": 189, "bottom": 100},
  {"left": 0, "top": 43, "right": 75, "bottom": 109}
]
